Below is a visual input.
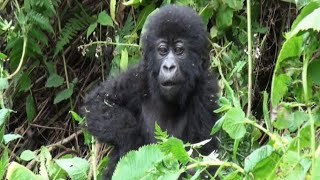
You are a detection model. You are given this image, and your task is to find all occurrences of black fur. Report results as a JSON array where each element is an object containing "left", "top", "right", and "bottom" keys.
[{"left": 83, "top": 5, "right": 219, "bottom": 179}]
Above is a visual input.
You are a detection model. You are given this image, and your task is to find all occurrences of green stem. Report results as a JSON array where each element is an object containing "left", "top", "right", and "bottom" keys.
[
  {"left": 91, "top": 138, "right": 97, "bottom": 180},
  {"left": 246, "top": 0, "right": 253, "bottom": 117},
  {"left": 185, "top": 160, "right": 245, "bottom": 175},
  {"left": 79, "top": 41, "right": 140, "bottom": 49},
  {"left": 302, "top": 54, "right": 315, "bottom": 175}
]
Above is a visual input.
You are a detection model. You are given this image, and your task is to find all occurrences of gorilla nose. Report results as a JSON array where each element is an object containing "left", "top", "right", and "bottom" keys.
[{"left": 163, "top": 64, "right": 177, "bottom": 73}]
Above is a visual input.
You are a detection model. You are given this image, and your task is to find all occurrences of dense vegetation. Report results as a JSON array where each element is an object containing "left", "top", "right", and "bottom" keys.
[{"left": 0, "top": 0, "right": 319, "bottom": 179}]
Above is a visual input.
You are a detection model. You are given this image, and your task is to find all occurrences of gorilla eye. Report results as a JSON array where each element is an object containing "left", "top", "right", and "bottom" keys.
[
  {"left": 174, "top": 46, "right": 184, "bottom": 55},
  {"left": 158, "top": 45, "right": 168, "bottom": 55}
]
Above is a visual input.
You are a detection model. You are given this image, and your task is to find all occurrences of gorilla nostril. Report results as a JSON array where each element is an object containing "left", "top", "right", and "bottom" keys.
[{"left": 163, "top": 65, "right": 176, "bottom": 72}]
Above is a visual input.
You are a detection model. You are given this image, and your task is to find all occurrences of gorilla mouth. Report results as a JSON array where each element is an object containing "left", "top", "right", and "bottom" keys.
[{"left": 161, "top": 81, "right": 179, "bottom": 87}]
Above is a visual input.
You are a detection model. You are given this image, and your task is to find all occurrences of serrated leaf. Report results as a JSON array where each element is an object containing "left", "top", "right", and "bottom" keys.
[
  {"left": 224, "top": 0, "right": 244, "bottom": 10},
  {"left": 45, "top": 73, "right": 64, "bottom": 88},
  {"left": 86, "top": 22, "right": 97, "bottom": 39},
  {"left": 0, "top": 108, "right": 10, "bottom": 126},
  {"left": 244, "top": 145, "right": 280, "bottom": 178},
  {"left": 287, "top": 7, "right": 320, "bottom": 39},
  {"left": 26, "top": 94, "right": 36, "bottom": 122},
  {"left": 53, "top": 85, "right": 74, "bottom": 104},
  {"left": 3, "top": 134, "right": 22, "bottom": 144},
  {"left": 55, "top": 157, "right": 89, "bottom": 180},
  {"left": 20, "top": 150, "right": 37, "bottom": 161},
  {"left": 113, "top": 144, "right": 165, "bottom": 180},
  {"left": 216, "top": 6, "right": 233, "bottom": 30},
  {"left": 160, "top": 137, "right": 189, "bottom": 165},
  {"left": 6, "top": 162, "right": 41, "bottom": 180},
  {"left": 0, "top": 78, "right": 8, "bottom": 90},
  {"left": 222, "top": 107, "right": 246, "bottom": 139},
  {"left": 97, "top": 11, "right": 113, "bottom": 26},
  {"left": 120, "top": 48, "right": 128, "bottom": 71}
]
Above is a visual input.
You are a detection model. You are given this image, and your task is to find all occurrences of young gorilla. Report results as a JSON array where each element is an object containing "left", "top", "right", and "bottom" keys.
[{"left": 83, "top": 5, "right": 219, "bottom": 178}]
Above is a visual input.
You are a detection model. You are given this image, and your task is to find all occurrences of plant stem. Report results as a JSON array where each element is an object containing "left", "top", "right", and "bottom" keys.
[
  {"left": 185, "top": 160, "right": 245, "bottom": 175},
  {"left": 246, "top": 0, "right": 253, "bottom": 117},
  {"left": 302, "top": 54, "right": 315, "bottom": 176},
  {"left": 79, "top": 41, "right": 140, "bottom": 49},
  {"left": 8, "top": 31, "right": 27, "bottom": 79}
]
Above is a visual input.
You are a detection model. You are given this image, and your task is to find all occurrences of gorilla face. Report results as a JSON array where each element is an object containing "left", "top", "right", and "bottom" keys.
[{"left": 156, "top": 39, "right": 185, "bottom": 101}]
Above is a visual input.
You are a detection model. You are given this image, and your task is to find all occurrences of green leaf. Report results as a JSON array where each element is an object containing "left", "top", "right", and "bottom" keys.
[
  {"left": 0, "top": 148, "right": 9, "bottom": 178},
  {"left": 244, "top": 145, "right": 280, "bottom": 178},
  {"left": 278, "top": 151, "right": 310, "bottom": 179},
  {"left": 200, "top": 6, "right": 214, "bottom": 25},
  {"left": 273, "top": 106, "right": 292, "bottom": 130},
  {"left": 26, "top": 94, "right": 36, "bottom": 122},
  {"left": 271, "top": 74, "right": 292, "bottom": 107},
  {"left": 86, "top": 22, "right": 97, "bottom": 39},
  {"left": 6, "top": 162, "right": 41, "bottom": 180},
  {"left": 291, "top": 2, "right": 320, "bottom": 30},
  {"left": 287, "top": 7, "right": 320, "bottom": 39},
  {"left": 222, "top": 107, "right": 246, "bottom": 139},
  {"left": 211, "top": 115, "right": 225, "bottom": 135},
  {"left": 53, "top": 84, "right": 74, "bottom": 104},
  {"left": 97, "top": 11, "right": 113, "bottom": 26},
  {"left": 55, "top": 157, "right": 89, "bottom": 180},
  {"left": 97, "top": 156, "right": 109, "bottom": 180},
  {"left": 120, "top": 48, "right": 128, "bottom": 71},
  {"left": 312, "top": 157, "right": 320, "bottom": 179},
  {"left": 70, "top": 111, "right": 84, "bottom": 124},
  {"left": 113, "top": 144, "right": 166, "bottom": 180},
  {"left": 308, "top": 59, "right": 320, "bottom": 85},
  {"left": 289, "top": 111, "right": 308, "bottom": 132},
  {"left": 160, "top": 137, "right": 189, "bottom": 165},
  {"left": 0, "top": 108, "right": 10, "bottom": 126},
  {"left": 110, "top": 0, "right": 117, "bottom": 24},
  {"left": 18, "top": 73, "right": 31, "bottom": 92},
  {"left": 20, "top": 150, "right": 37, "bottom": 161},
  {"left": 3, "top": 134, "right": 22, "bottom": 144},
  {"left": 45, "top": 73, "right": 64, "bottom": 88},
  {"left": 0, "top": 78, "right": 9, "bottom": 90},
  {"left": 224, "top": 0, "right": 244, "bottom": 10},
  {"left": 123, "top": 0, "right": 141, "bottom": 6},
  {"left": 154, "top": 122, "right": 168, "bottom": 141},
  {"left": 135, "top": 4, "right": 156, "bottom": 32},
  {"left": 216, "top": 6, "right": 233, "bottom": 30},
  {"left": 0, "top": 52, "right": 7, "bottom": 60}
]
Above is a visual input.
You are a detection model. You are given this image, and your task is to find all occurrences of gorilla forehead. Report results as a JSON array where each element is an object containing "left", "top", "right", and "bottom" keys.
[{"left": 142, "top": 5, "right": 208, "bottom": 45}]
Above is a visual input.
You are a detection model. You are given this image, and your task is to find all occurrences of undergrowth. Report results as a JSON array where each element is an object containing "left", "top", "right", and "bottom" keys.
[{"left": 0, "top": 0, "right": 319, "bottom": 179}]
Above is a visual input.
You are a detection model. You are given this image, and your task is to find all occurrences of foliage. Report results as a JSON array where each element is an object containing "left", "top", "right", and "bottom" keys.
[{"left": 0, "top": 0, "right": 320, "bottom": 179}]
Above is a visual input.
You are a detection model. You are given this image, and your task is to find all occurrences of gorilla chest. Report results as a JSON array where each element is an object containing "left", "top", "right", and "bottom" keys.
[{"left": 141, "top": 101, "right": 188, "bottom": 143}]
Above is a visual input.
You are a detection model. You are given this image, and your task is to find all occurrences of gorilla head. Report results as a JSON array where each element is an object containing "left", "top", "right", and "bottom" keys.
[{"left": 142, "top": 5, "right": 210, "bottom": 104}]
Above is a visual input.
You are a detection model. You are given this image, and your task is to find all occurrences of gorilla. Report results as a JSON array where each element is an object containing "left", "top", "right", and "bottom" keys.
[{"left": 82, "top": 4, "right": 219, "bottom": 178}]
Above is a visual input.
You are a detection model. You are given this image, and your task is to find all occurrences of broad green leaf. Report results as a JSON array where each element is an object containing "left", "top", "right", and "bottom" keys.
[
  {"left": 271, "top": 74, "right": 292, "bottom": 107},
  {"left": 3, "top": 134, "right": 22, "bottom": 144},
  {"left": 287, "top": 7, "right": 320, "bottom": 39},
  {"left": 244, "top": 145, "right": 280, "bottom": 178},
  {"left": 110, "top": 0, "right": 117, "bottom": 24},
  {"left": 278, "top": 151, "right": 310, "bottom": 179},
  {"left": 0, "top": 108, "right": 10, "bottom": 126},
  {"left": 308, "top": 59, "right": 320, "bottom": 85},
  {"left": 46, "top": 73, "right": 64, "bottom": 88},
  {"left": 97, "top": 11, "right": 113, "bottom": 27},
  {"left": 160, "top": 137, "right": 189, "bottom": 165},
  {"left": 55, "top": 157, "right": 89, "bottom": 180},
  {"left": 200, "top": 6, "right": 214, "bottom": 25},
  {"left": 273, "top": 106, "right": 292, "bottom": 130},
  {"left": 222, "top": 107, "right": 246, "bottom": 139},
  {"left": 20, "top": 150, "right": 37, "bottom": 161},
  {"left": 53, "top": 84, "right": 74, "bottom": 104},
  {"left": 18, "top": 73, "right": 31, "bottom": 92},
  {"left": 113, "top": 144, "right": 165, "bottom": 180},
  {"left": 211, "top": 115, "right": 225, "bottom": 135},
  {"left": 291, "top": 2, "right": 320, "bottom": 30},
  {"left": 0, "top": 52, "right": 7, "bottom": 60},
  {"left": 289, "top": 111, "right": 308, "bottom": 132},
  {"left": 26, "top": 94, "right": 36, "bottom": 122},
  {"left": 6, "top": 162, "right": 41, "bottom": 180},
  {"left": 216, "top": 6, "right": 233, "bottom": 30},
  {"left": 312, "top": 157, "right": 320, "bottom": 179},
  {"left": 224, "top": 0, "right": 245, "bottom": 10},
  {"left": 134, "top": 4, "right": 156, "bottom": 32},
  {"left": 288, "top": 124, "right": 311, "bottom": 151},
  {"left": 86, "top": 22, "right": 97, "bottom": 39},
  {"left": 0, "top": 78, "right": 8, "bottom": 90},
  {"left": 123, "top": 0, "right": 141, "bottom": 6},
  {"left": 120, "top": 48, "right": 128, "bottom": 71},
  {"left": 0, "top": 148, "right": 9, "bottom": 178}
]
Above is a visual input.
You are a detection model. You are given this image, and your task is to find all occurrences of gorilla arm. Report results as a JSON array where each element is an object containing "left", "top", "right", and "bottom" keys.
[{"left": 83, "top": 63, "right": 146, "bottom": 151}]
